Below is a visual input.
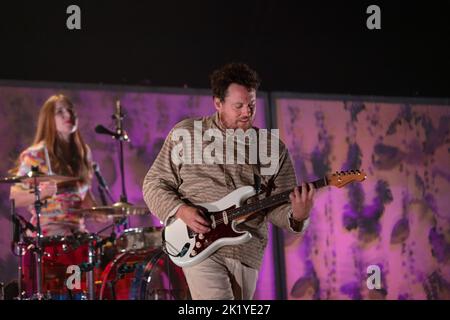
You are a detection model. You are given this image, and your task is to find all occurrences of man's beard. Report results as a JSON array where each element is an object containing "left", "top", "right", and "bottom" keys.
[{"left": 220, "top": 115, "right": 253, "bottom": 130}]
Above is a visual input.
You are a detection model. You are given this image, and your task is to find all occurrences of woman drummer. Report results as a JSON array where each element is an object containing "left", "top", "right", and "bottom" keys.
[{"left": 9, "top": 94, "right": 97, "bottom": 236}]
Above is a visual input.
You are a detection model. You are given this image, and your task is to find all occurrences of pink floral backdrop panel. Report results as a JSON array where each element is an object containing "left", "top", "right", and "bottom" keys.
[{"left": 275, "top": 98, "right": 450, "bottom": 300}]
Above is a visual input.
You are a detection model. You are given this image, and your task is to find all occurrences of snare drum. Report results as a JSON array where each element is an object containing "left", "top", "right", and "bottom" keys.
[
  {"left": 22, "top": 233, "right": 103, "bottom": 300},
  {"left": 99, "top": 248, "right": 190, "bottom": 300},
  {"left": 115, "top": 227, "right": 163, "bottom": 252}
]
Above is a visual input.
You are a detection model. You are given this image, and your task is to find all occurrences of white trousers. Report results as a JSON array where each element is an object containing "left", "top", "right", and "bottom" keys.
[{"left": 182, "top": 255, "right": 259, "bottom": 300}]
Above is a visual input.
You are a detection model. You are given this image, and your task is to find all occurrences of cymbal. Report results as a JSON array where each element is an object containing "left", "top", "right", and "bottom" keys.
[
  {"left": 70, "top": 202, "right": 150, "bottom": 218},
  {"left": 45, "top": 221, "right": 81, "bottom": 228},
  {"left": 0, "top": 172, "right": 79, "bottom": 184},
  {"left": 0, "top": 176, "right": 23, "bottom": 184}
]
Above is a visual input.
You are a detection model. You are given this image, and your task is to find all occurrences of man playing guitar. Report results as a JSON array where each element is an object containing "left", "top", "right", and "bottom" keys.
[{"left": 143, "top": 63, "right": 315, "bottom": 300}]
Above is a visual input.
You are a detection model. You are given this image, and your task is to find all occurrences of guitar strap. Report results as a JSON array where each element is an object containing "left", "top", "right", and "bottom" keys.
[
  {"left": 254, "top": 170, "right": 261, "bottom": 194},
  {"left": 252, "top": 129, "right": 261, "bottom": 194},
  {"left": 247, "top": 132, "right": 276, "bottom": 221},
  {"left": 252, "top": 129, "right": 275, "bottom": 198}
]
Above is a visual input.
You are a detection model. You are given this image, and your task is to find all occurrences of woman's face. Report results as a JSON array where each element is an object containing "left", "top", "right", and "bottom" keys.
[{"left": 54, "top": 100, "right": 77, "bottom": 140}]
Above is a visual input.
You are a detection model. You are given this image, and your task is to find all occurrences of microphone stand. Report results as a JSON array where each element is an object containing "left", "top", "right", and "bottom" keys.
[
  {"left": 93, "top": 100, "right": 133, "bottom": 262},
  {"left": 113, "top": 100, "right": 129, "bottom": 203},
  {"left": 112, "top": 100, "right": 131, "bottom": 230}
]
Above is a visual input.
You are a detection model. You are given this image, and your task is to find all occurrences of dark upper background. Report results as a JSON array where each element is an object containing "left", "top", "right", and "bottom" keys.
[{"left": 0, "top": 1, "right": 449, "bottom": 98}]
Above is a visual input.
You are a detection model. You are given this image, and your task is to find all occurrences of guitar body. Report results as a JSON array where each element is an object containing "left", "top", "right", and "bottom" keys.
[
  {"left": 162, "top": 169, "right": 366, "bottom": 268},
  {"left": 163, "top": 186, "right": 256, "bottom": 268}
]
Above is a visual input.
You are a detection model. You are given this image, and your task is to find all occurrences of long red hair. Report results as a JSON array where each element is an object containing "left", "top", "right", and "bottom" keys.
[{"left": 11, "top": 94, "right": 92, "bottom": 183}]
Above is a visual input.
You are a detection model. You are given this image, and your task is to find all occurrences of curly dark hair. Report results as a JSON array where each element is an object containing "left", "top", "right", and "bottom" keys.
[{"left": 210, "top": 62, "right": 261, "bottom": 102}]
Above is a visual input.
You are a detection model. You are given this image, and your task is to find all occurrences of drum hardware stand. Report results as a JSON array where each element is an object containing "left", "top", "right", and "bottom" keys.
[
  {"left": 93, "top": 218, "right": 125, "bottom": 250},
  {"left": 113, "top": 216, "right": 129, "bottom": 238},
  {"left": 29, "top": 166, "right": 48, "bottom": 300},
  {"left": 84, "top": 219, "right": 124, "bottom": 300},
  {"left": 10, "top": 199, "right": 26, "bottom": 300},
  {"left": 86, "top": 234, "right": 96, "bottom": 300}
]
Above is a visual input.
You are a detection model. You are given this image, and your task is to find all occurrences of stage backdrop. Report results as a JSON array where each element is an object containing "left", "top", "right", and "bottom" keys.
[
  {"left": 274, "top": 94, "right": 450, "bottom": 299},
  {"left": 0, "top": 81, "right": 274, "bottom": 299}
]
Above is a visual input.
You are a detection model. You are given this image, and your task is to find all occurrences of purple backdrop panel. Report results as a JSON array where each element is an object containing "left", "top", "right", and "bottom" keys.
[
  {"left": 0, "top": 83, "right": 274, "bottom": 299},
  {"left": 275, "top": 97, "right": 450, "bottom": 300}
]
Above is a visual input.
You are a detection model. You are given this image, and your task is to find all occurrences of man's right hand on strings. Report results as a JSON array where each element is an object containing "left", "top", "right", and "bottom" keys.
[{"left": 176, "top": 204, "right": 211, "bottom": 234}]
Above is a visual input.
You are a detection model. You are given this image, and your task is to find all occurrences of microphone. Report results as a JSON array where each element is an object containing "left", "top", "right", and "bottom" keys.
[
  {"left": 97, "top": 185, "right": 108, "bottom": 206},
  {"left": 95, "top": 125, "right": 120, "bottom": 139},
  {"left": 92, "top": 162, "right": 110, "bottom": 192},
  {"left": 114, "top": 100, "right": 123, "bottom": 132},
  {"left": 92, "top": 162, "right": 115, "bottom": 203},
  {"left": 95, "top": 124, "right": 129, "bottom": 142}
]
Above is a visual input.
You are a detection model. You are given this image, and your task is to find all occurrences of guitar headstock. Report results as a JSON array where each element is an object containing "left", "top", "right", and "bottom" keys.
[{"left": 327, "top": 169, "right": 367, "bottom": 188}]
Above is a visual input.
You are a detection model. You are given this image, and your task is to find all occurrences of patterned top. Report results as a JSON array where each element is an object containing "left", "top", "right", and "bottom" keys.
[
  {"left": 143, "top": 112, "right": 309, "bottom": 270},
  {"left": 15, "top": 141, "right": 92, "bottom": 236}
]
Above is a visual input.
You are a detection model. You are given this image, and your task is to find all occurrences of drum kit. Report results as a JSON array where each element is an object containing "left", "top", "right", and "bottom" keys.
[
  {"left": 1, "top": 101, "right": 190, "bottom": 300},
  {"left": 1, "top": 168, "right": 189, "bottom": 300}
]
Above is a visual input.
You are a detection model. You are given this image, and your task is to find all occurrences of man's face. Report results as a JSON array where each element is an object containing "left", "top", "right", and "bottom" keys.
[{"left": 214, "top": 83, "right": 256, "bottom": 130}]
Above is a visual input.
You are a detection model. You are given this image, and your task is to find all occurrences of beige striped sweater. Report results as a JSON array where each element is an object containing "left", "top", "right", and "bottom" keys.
[{"left": 142, "top": 112, "right": 309, "bottom": 270}]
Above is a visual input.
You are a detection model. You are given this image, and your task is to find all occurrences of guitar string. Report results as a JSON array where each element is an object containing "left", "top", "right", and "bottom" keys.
[{"left": 197, "top": 173, "right": 361, "bottom": 229}]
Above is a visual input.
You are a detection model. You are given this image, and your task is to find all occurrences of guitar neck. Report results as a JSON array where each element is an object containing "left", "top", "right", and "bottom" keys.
[{"left": 227, "top": 177, "right": 329, "bottom": 221}]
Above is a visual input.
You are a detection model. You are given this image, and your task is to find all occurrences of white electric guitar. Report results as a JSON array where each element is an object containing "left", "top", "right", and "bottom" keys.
[{"left": 163, "top": 169, "right": 367, "bottom": 268}]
